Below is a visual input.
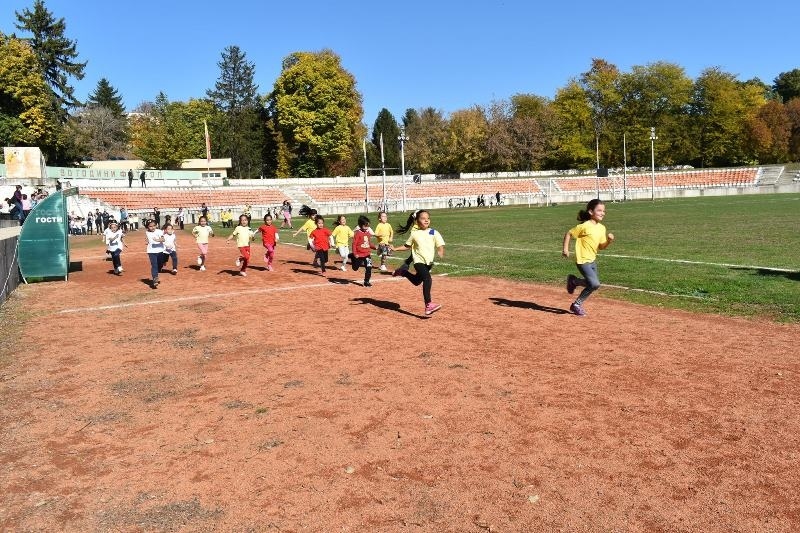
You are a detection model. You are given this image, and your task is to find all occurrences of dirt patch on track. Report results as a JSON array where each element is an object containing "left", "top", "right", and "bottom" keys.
[{"left": 1, "top": 242, "right": 798, "bottom": 531}]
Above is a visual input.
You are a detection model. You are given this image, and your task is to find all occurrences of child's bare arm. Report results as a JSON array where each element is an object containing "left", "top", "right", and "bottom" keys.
[{"left": 562, "top": 232, "right": 571, "bottom": 257}]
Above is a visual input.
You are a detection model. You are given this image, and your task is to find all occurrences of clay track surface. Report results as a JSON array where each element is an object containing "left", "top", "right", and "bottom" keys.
[{"left": 1, "top": 243, "right": 799, "bottom": 532}]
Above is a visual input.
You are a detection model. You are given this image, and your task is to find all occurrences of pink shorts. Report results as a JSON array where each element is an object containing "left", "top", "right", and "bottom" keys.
[{"left": 197, "top": 243, "right": 209, "bottom": 255}]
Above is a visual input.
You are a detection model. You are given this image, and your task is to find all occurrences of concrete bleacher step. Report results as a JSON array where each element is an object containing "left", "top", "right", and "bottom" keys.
[{"left": 757, "top": 165, "right": 786, "bottom": 186}]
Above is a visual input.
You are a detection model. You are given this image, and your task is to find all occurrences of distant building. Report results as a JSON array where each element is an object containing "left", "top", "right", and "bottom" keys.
[{"left": 81, "top": 158, "right": 232, "bottom": 178}]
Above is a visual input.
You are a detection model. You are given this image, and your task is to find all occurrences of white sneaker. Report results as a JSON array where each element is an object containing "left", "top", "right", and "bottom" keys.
[
  {"left": 172, "top": 269, "right": 178, "bottom": 274},
  {"left": 117, "top": 266, "right": 124, "bottom": 273},
  {"left": 197, "top": 256, "right": 202, "bottom": 266},
  {"left": 199, "top": 265, "right": 206, "bottom": 271},
  {"left": 340, "top": 265, "right": 347, "bottom": 271},
  {"left": 235, "top": 258, "right": 242, "bottom": 267},
  {"left": 239, "top": 271, "right": 247, "bottom": 277},
  {"left": 379, "top": 264, "right": 387, "bottom": 271}
]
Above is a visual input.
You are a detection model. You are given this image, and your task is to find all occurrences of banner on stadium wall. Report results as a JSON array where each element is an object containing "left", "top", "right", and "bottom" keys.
[{"left": 18, "top": 189, "right": 75, "bottom": 281}]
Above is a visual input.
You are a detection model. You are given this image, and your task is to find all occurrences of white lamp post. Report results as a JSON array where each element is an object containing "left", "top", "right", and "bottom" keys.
[
  {"left": 398, "top": 127, "right": 408, "bottom": 212},
  {"left": 650, "top": 127, "right": 657, "bottom": 201}
]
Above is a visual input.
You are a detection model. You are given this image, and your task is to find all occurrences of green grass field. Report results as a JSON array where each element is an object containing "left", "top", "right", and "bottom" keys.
[{"left": 74, "top": 193, "right": 800, "bottom": 322}]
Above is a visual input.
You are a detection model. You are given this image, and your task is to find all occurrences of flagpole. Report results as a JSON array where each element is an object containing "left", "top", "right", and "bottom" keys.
[
  {"left": 362, "top": 138, "right": 368, "bottom": 211},
  {"left": 380, "top": 133, "right": 386, "bottom": 212},
  {"left": 204, "top": 120, "right": 211, "bottom": 177}
]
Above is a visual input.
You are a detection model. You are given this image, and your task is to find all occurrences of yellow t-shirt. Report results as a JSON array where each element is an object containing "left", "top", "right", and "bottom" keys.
[
  {"left": 299, "top": 218, "right": 316, "bottom": 237},
  {"left": 405, "top": 228, "right": 445, "bottom": 265},
  {"left": 231, "top": 225, "right": 253, "bottom": 247},
  {"left": 374, "top": 222, "right": 393, "bottom": 245},
  {"left": 569, "top": 220, "right": 607, "bottom": 264},
  {"left": 331, "top": 225, "right": 354, "bottom": 247},
  {"left": 192, "top": 225, "right": 214, "bottom": 244}
]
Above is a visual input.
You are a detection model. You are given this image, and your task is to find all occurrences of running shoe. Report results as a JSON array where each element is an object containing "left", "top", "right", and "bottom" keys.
[
  {"left": 379, "top": 264, "right": 387, "bottom": 272},
  {"left": 267, "top": 265, "right": 273, "bottom": 271},
  {"left": 199, "top": 265, "right": 206, "bottom": 271},
  {"left": 239, "top": 271, "right": 247, "bottom": 277},
  {"left": 569, "top": 303, "right": 587, "bottom": 316},
  {"left": 424, "top": 302, "right": 442, "bottom": 315}
]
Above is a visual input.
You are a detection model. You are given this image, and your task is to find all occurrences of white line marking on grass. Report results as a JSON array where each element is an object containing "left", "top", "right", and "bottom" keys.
[
  {"left": 284, "top": 242, "right": 482, "bottom": 271},
  {"left": 602, "top": 283, "right": 714, "bottom": 300},
  {"left": 57, "top": 277, "right": 404, "bottom": 314},
  {"left": 451, "top": 243, "right": 797, "bottom": 273}
]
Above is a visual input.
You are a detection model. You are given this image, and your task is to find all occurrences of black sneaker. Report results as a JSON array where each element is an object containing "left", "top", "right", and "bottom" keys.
[{"left": 364, "top": 281, "right": 372, "bottom": 287}]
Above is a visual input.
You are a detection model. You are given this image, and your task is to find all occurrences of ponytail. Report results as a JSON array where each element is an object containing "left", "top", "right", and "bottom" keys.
[{"left": 396, "top": 210, "right": 419, "bottom": 235}]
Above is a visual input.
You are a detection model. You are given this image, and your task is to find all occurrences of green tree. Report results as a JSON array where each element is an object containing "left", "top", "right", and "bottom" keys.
[
  {"left": 0, "top": 32, "right": 57, "bottom": 148},
  {"left": 130, "top": 94, "right": 218, "bottom": 169},
  {"left": 550, "top": 81, "right": 595, "bottom": 169},
  {"left": 268, "top": 49, "right": 364, "bottom": 178},
  {"left": 579, "top": 59, "right": 622, "bottom": 169},
  {"left": 371, "top": 109, "right": 401, "bottom": 172},
  {"left": 441, "top": 106, "right": 488, "bottom": 172},
  {"left": 617, "top": 62, "right": 694, "bottom": 167},
  {"left": 690, "top": 68, "right": 765, "bottom": 166},
  {"left": 67, "top": 105, "right": 129, "bottom": 160},
  {"left": 14, "top": 0, "right": 86, "bottom": 115},
  {"left": 87, "top": 78, "right": 125, "bottom": 117},
  {"left": 403, "top": 107, "right": 448, "bottom": 174},
  {"left": 206, "top": 45, "right": 265, "bottom": 178},
  {"left": 773, "top": 69, "right": 800, "bottom": 103}
]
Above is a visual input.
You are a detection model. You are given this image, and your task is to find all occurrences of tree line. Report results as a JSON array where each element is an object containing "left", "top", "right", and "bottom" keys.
[{"left": 2, "top": 1, "right": 800, "bottom": 178}]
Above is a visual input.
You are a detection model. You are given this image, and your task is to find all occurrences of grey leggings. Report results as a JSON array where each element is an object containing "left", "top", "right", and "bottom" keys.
[{"left": 575, "top": 261, "right": 601, "bottom": 305}]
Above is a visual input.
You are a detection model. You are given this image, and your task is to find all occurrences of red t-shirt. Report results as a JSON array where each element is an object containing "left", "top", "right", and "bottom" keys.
[
  {"left": 259, "top": 224, "right": 278, "bottom": 246},
  {"left": 309, "top": 227, "right": 332, "bottom": 251},
  {"left": 352, "top": 229, "right": 375, "bottom": 258}
]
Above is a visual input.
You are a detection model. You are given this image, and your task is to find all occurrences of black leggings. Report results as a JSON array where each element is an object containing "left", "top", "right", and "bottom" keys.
[{"left": 404, "top": 263, "right": 433, "bottom": 304}]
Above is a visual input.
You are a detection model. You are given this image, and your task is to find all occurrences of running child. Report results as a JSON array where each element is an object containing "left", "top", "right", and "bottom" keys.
[
  {"left": 331, "top": 215, "right": 354, "bottom": 271},
  {"left": 254, "top": 213, "right": 279, "bottom": 271},
  {"left": 192, "top": 216, "right": 214, "bottom": 271},
  {"left": 308, "top": 215, "right": 332, "bottom": 275},
  {"left": 159, "top": 223, "right": 179, "bottom": 274},
  {"left": 349, "top": 215, "right": 377, "bottom": 287},
  {"left": 227, "top": 214, "right": 253, "bottom": 277},
  {"left": 390, "top": 210, "right": 445, "bottom": 315},
  {"left": 293, "top": 205, "right": 319, "bottom": 265},
  {"left": 374, "top": 211, "right": 393, "bottom": 271},
  {"left": 144, "top": 219, "right": 165, "bottom": 288},
  {"left": 102, "top": 220, "right": 125, "bottom": 275},
  {"left": 562, "top": 198, "right": 615, "bottom": 317}
]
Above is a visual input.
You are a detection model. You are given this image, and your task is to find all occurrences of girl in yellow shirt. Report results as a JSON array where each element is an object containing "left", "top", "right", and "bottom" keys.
[{"left": 562, "top": 199, "right": 615, "bottom": 317}]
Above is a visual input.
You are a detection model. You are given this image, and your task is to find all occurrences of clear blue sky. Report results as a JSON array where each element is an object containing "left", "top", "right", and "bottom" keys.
[{"left": 3, "top": 0, "right": 799, "bottom": 127}]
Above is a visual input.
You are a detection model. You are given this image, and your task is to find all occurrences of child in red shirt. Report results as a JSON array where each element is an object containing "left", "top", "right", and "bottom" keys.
[
  {"left": 348, "top": 215, "right": 377, "bottom": 287},
  {"left": 254, "top": 213, "right": 279, "bottom": 271},
  {"left": 308, "top": 215, "right": 332, "bottom": 275}
]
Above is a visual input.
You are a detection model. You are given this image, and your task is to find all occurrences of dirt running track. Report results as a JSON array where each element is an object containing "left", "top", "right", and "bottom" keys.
[{"left": 1, "top": 240, "right": 799, "bottom": 532}]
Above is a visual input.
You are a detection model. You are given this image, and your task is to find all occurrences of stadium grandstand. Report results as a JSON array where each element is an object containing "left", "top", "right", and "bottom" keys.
[{"left": 3, "top": 160, "right": 794, "bottom": 224}]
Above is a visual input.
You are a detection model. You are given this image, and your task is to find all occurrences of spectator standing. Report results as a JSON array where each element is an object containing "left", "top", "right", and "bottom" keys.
[
  {"left": 95, "top": 209, "right": 103, "bottom": 234},
  {"left": 120, "top": 207, "right": 129, "bottom": 232},
  {"left": 128, "top": 169, "right": 134, "bottom": 188},
  {"left": 140, "top": 170, "right": 146, "bottom": 187}
]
